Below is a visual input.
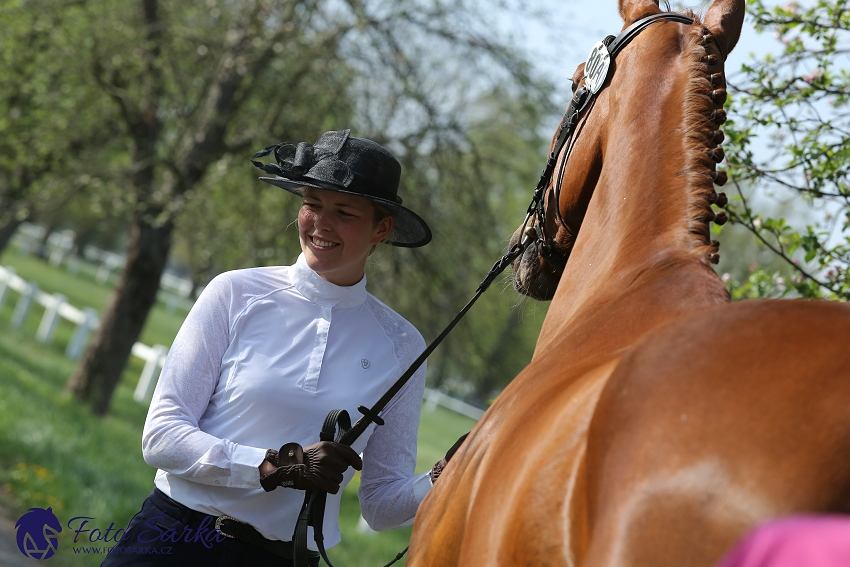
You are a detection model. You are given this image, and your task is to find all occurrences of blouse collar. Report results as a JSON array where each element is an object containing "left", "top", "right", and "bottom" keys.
[{"left": 292, "top": 253, "right": 368, "bottom": 308}]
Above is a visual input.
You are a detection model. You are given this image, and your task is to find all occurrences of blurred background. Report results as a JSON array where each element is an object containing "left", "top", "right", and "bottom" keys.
[{"left": 0, "top": 0, "right": 846, "bottom": 564}]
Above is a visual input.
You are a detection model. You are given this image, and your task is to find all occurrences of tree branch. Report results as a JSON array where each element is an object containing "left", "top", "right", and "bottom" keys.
[{"left": 729, "top": 176, "right": 849, "bottom": 299}]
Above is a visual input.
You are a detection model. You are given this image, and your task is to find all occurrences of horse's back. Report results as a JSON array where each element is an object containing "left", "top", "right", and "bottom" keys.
[{"left": 583, "top": 299, "right": 850, "bottom": 567}]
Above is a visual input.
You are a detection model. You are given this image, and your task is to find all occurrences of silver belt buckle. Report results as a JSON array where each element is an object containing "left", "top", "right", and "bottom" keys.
[{"left": 214, "top": 515, "right": 238, "bottom": 539}]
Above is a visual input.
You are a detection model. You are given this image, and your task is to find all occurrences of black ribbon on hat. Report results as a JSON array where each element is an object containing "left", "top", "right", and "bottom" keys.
[{"left": 251, "top": 129, "right": 355, "bottom": 188}]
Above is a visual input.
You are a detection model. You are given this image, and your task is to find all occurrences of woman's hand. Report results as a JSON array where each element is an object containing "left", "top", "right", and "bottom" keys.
[{"left": 260, "top": 441, "right": 362, "bottom": 494}]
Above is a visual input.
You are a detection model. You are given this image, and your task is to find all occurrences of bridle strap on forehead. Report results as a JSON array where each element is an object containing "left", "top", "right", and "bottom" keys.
[
  {"left": 609, "top": 11, "right": 727, "bottom": 61},
  {"left": 608, "top": 12, "right": 695, "bottom": 58},
  {"left": 528, "top": 12, "right": 704, "bottom": 269}
]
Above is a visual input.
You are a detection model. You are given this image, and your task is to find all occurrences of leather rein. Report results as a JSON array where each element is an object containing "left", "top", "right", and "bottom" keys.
[{"left": 291, "top": 11, "right": 714, "bottom": 567}]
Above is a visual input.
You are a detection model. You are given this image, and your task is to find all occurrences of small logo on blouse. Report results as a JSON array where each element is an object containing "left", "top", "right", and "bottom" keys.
[{"left": 361, "top": 359, "right": 371, "bottom": 369}]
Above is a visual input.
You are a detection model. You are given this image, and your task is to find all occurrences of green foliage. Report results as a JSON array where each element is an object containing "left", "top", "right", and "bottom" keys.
[
  {"left": 724, "top": 0, "right": 849, "bottom": 300},
  {"left": 5, "top": 0, "right": 553, "bottom": 411},
  {"left": 0, "top": 323, "right": 154, "bottom": 567},
  {"left": 0, "top": 1, "right": 115, "bottom": 241},
  {"left": 170, "top": 155, "right": 306, "bottom": 282},
  {"left": 363, "top": 90, "right": 551, "bottom": 401}
]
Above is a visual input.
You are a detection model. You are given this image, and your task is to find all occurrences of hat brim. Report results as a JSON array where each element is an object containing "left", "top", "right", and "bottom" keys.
[{"left": 260, "top": 176, "right": 432, "bottom": 248}]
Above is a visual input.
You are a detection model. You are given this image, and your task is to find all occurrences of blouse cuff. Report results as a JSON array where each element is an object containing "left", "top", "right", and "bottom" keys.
[
  {"left": 392, "top": 473, "right": 433, "bottom": 528},
  {"left": 231, "top": 445, "right": 270, "bottom": 488},
  {"left": 412, "top": 472, "right": 432, "bottom": 503}
]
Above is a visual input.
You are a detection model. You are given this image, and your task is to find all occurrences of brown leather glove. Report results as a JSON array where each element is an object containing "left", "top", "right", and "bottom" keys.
[
  {"left": 260, "top": 441, "right": 362, "bottom": 494},
  {"left": 430, "top": 432, "right": 469, "bottom": 483}
]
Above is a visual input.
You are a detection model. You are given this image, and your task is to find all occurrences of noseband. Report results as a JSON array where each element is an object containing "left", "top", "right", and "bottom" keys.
[{"left": 522, "top": 12, "right": 714, "bottom": 270}]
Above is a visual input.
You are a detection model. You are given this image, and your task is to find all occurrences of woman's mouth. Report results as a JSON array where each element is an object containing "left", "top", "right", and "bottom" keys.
[{"left": 310, "top": 236, "right": 339, "bottom": 249}]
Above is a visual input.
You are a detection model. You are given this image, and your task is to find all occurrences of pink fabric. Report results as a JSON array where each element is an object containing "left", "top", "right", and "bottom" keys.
[{"left": 715, "top": 516, "right": 850, "bottom": 567}]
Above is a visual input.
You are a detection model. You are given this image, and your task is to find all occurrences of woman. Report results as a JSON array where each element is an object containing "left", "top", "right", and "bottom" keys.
[{"left": 103, "top": 130, "right": 459, "bottom": 567}]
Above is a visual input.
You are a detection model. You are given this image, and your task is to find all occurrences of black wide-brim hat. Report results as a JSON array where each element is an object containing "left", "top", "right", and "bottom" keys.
[{"left": 252, "top": 129, "right": 431, "bottom": 248}]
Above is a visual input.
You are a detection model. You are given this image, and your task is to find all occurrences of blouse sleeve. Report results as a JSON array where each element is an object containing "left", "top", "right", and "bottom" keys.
[
  {"left": 357, "top": 359, "right": 431, "bottom": 531},
  {"left": 141, "top": 274, "right": 268, "bottom": 488}
]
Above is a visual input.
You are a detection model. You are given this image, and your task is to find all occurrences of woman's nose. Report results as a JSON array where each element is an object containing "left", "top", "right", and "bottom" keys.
[{"left": 311, "top": 210, "right": 331, "bottom": 230}]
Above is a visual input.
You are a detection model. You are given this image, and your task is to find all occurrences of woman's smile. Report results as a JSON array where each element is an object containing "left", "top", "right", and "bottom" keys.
[
  {"left": 309, "top": 235, "right": 340, "bottom": 249},
  {"left": 298, "top": 188, "right": 393, "bottom": 286}
]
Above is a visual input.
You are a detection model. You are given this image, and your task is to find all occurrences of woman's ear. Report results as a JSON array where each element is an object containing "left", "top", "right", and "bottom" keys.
[{"left": 372, "top": 216, "right": 394, "bottom": 244}]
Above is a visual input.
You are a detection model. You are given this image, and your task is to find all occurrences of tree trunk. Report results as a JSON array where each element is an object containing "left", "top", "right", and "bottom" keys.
[
  {"left": 0, "top": 218, "right": 24, "bottom": 257},
  {"left": 65, "top": 214, "right": 173, "bottom": 415}
]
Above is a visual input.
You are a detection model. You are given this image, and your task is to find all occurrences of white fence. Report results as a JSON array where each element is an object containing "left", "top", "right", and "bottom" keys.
[
  {"left": 423, "top": 388, "right": 484, "bottom": 420},
  {"left": 13, "top": 223, "right": 198, "bottom": 313},
  {"left": 0, "top": 264, "right": 168, "bottom": 402}
]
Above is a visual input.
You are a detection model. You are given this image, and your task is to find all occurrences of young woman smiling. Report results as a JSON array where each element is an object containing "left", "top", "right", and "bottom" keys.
[
  {"left": 101, "top": 130, "right": 464, "bottom": 567},
  {"left": 298, "top": 187, "right": 393, "bottom": 287}
]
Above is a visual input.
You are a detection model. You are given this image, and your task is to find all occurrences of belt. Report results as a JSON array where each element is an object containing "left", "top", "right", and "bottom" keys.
[
  {"left": 151, "top": 489, "right": 318, "bottom": 560},
  {"left": 214, "top": 516, "right": 319, "bottom": 560}
]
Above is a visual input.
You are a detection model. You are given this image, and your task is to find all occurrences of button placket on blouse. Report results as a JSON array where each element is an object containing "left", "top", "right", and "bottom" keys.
[{"left": 303, "top": 305, "right": 332, "bottom": 392}]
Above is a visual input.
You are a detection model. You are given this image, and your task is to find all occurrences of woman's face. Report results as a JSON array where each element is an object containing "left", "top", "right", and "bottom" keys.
[{"left": 298, "top": 187, "right": 393, "bottom": 286}]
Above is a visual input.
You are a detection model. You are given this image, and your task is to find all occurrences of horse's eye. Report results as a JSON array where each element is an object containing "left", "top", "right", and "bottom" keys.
[{"left": 571, "top": 80, "right": 579, "bottom": 94}]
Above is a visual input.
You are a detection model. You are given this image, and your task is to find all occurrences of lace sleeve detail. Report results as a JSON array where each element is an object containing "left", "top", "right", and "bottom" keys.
[
  {"left": 141, "top": 273, "right": 266, "bottom": 488},
  {"left": 358, "top": 298, "right": 429, "bottom": 530},
  {"left": 364, "top": 297, "right": 422, "bottom": 366}
]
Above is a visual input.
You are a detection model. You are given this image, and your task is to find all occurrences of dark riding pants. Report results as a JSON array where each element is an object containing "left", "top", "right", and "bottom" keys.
[{"left": 99, "top": 489, "right": 319, "bottom": 567}]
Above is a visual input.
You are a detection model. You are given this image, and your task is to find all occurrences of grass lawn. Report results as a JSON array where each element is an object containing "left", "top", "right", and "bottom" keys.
[{"left": 0, "top": 252, "right": 477, "bottom": 566}]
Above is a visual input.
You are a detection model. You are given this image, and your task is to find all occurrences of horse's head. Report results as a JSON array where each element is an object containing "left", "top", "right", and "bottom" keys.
[{"left": 510, "top": 0, "right": 744, "bottom": 300}]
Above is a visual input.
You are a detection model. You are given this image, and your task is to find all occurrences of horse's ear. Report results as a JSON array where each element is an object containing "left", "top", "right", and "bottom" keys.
[
  {"left": 618, "top": 0, "right": 660, "bottom": 25},
  {"left": 703, "top": 0, "right": 745, "bottom": 58}
]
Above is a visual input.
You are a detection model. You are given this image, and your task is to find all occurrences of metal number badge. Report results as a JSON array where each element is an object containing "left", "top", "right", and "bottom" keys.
[{"left": 584, "top": 41, "right": 611, "bottom": 95}]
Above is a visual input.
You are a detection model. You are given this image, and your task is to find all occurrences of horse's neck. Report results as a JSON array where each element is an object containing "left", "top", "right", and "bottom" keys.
[
  {"left": 533, "top": 33, "right": 731, "bottom": 359},
  {"left": 534, "top": 170, "right": 728, "bottom": 358}
]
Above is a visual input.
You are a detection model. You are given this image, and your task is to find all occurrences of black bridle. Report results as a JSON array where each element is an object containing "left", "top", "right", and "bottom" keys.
[
  {"left": 291, "top": 11, "right": 712, "bottom": 567},
  {"left": 520, "top": 12, "right": 700, "bottom": 270}
]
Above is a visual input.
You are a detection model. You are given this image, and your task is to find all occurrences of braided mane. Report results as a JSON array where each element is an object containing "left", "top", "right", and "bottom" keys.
[{"left": 681, "top": 13, "right": 729, "bottom": 264}]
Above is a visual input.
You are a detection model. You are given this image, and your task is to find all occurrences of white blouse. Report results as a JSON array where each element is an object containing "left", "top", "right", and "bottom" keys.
[{"left": 142, "top": 254, "right": 431, "bottom": 549}]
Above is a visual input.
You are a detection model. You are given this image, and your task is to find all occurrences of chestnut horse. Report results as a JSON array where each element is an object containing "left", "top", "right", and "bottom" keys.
[{"left": 407, "top": 0, "right": 850, "bottom": 565}]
